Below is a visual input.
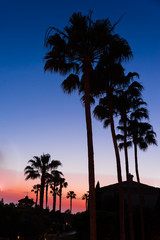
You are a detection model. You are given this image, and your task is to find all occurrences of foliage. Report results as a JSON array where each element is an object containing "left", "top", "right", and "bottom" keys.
[
  {"left": 0, "top": 203, "right": 52, "bottom": 240},
  {"left": 24, "top": 153, "right": 62, "bottom": 208}
]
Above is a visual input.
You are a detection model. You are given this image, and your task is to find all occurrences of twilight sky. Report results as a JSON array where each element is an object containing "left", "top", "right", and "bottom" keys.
[{"left": 0, "top": 0, "right": 160, "bottom": 212}]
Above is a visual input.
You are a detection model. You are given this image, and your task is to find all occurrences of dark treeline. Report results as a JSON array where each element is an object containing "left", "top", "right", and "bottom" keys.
[{"left": 1, "top": 198, "right": 160, "bottom": 240}]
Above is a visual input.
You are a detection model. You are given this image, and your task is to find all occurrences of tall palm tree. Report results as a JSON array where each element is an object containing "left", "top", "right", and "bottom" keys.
[
  {"left": 66, "top": 191, "right": 76, "bottom": 213},
  {"left": 93, "top": 65, "right": 135, "bottom": 240},
  {"left": 44, "top": 12, "right": 132, "bottom": 240},
  {"left": 59, "top": 178, "right": 68, "bottom": 212},
  {"left": 24, "top": 153, "right": 62, "bottom": 208},
  {"left": 116, "top": 80, "right": 147, "bottom": 240},
  {"left": 31, "top": 184, "right": 41, "bottom": 206},
  {"left": 128, "top": 119, "right": 157, "bottom": 240},
  {"left": 82, "top": 192, "right": 89, "bottom": 211}
]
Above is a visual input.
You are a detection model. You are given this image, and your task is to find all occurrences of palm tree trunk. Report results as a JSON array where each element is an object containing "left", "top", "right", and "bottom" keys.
[
  {"left": 53, "top": 184, "right": 56, "bottom": 212},
  {"left": 38, "top": 189, "right": 40, "bottom": 205},
  {"left": 59, "top": 184, "right": 62, "bottom": 212},
  {"left": 36, "top": 191, "right": 38, "bottom": 206},
  {"left": 134, "top": 142, "right": 145, "bottom": 240},
  {"left": 40, "top": 176, "right": 45, "bottom": 209},
  {"left": 70, "top": 197, "right": 72, "bottom": 213},
  {"left": 108, "top": 92, "right": 125, "bottom": 240},
  {"left": 84, "top": 64, "right": 97, "bottom": 240},
  {"left": 54, "top": 193, "right": 56, "bottom": 212},
  {"left": 46, "top": 183, "right": 48, "bottom": 209},
  {"left": 86, "top": 198, "right": 88, "bottom": 211},
  {"left": 123, "top": 118, "right": 134, "bottom": 240}
]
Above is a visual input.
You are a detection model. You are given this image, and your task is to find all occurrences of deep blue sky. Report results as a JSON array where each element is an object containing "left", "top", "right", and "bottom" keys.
[{"left": 0, "top": 0, "right": 160, "bottom": 193}]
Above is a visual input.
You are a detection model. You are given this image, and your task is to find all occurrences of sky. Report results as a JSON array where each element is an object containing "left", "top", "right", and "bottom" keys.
[{"left": 0, "top": 0, "right": 160, "bottom": 213}]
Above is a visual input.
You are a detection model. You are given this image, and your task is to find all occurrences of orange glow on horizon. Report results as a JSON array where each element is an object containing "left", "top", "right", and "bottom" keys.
[{"left": 1, "top": 167, "right": 159, "bottom": 213}]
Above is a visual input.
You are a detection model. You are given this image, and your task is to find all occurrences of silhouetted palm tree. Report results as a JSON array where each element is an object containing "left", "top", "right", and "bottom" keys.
[
  {"left": 31, "top": 184, "right": 41, "bottom": 206},
  {"left": 24, "top": 153, "right": 62, "bottom": 208},
  {"left": 44, "top": 12, "right": 132, "bottom": 240},
  {"left": 50, "top": 186, "right": 59, "bottom": 212},
  {"left": 82, "top": 192, "right": 89, "bottom": 211},
  {"left": 49, "top": 170, "right": 63, "bottom": 212},
  {"left": 66, "top": 191, "right": 76, "bottom": 213},
  {"left": 116, "top": 80, "right": 145, "bottom": 240},
  {"left": 59, "top": 178, "right": 68, "bottom": 212},
  {"left": 128, "top": 108, "right": 157, "bottom": 240},
  {"left": 93, "top": 66, "right": 136, "bottom": 240}
]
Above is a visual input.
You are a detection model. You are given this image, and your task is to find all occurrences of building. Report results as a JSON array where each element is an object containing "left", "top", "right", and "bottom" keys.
[{"left": 96, "top": 175, "right": 160, "bottom": 211}]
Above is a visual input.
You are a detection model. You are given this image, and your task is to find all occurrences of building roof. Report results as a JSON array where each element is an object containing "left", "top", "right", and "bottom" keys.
[{"left": 100, "top": 178, "right": 160, "bottom": 195}]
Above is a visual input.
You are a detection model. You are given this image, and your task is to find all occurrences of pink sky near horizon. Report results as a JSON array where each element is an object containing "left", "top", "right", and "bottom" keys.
[{"left": 1, "top": 167, "right": 160, "bottom": 213}]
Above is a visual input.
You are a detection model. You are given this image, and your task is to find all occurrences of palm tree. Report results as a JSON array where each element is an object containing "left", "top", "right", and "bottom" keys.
[
  {"left": 31, "top": 184, "right": 41, "bottom": 206},
  {"left": 116, "top": 80, "right": 146, "bottom": 240},
  {"left": 128, "top": 119, "right": 157, "bottom": 240},
  {"left": 59, "top": 178, "right": 68, "bottom": 212},
  {"left": 44, "top": 12, "right": 132, "bottom": 240},
  {"left": 24, "top": 153, "right": 62, "bottom": 208},
  {"left": 93, "top": 65, "right": 136, "bottom": 240},
  {"left": 50, "top": 186, "right": 59, "bottom": 211},
  {"left": 66, "top": 191, "right": 76, "bottom": 213},
  {"left": 82, "top": 192, "right": 89, "bottom": 211},
  {"left": 49, "top": 170, "right": 63, "bottom": 212}
]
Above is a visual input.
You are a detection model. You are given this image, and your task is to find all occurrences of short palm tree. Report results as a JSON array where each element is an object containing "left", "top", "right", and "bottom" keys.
[
  {"left": 31, "top": 184, "right": 41, "bottom": 206},
  {"left": 66, "top": 191, "right": 76, "bottom": 213},
  {"left": 24, "top": 153, "right": 62, "bottom": 208},
  {"left": 50, "top": 186, "right": 59, "bottom": 212},
  {"left": 82, "top": 192, "right": 89, "bottom": 211},
  {"left": 59, "top": 178, "right": 68, "bottom": 212},
  {"left": 44, "top": 12, "right": 132, "bottom": 240},
  {"left": 49, "top": 170, "right": 63, "bottom": 212}
]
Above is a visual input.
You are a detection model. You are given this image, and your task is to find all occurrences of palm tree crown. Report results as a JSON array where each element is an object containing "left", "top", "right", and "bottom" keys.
[{"left": 66, "top": 190, "right": 76, "bottom": 213}]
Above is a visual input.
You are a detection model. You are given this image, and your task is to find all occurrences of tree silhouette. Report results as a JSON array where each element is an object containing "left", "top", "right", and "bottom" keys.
[
  {"left": 82, "top": 192, "right": 89, "bottom": 211},
  {"left": 31, "top": 184, "right": 41, "bottom": 206},
  {"left": 66, "top": 191, "right": 76, "bottom": 213},
  {"left": 49, "top": 170, "right": 63, "bottom": 212},
  {"left": 115, "top": 79, "right": 145, "bottom": 240},
  {"left": 93, "top": 65, "right": 134, "bottom": 240},
  {"left": 24, "top": 153, "right": 61, "bottom": 208},
  {"left": 128, "top": 119, "right": 157, "bottom": 240},
  {"left": 59, "top": 177, "right": 68, "bottom": 212},
  {"left": 44, "top": 12, "right": 132, "bottom": 240}
]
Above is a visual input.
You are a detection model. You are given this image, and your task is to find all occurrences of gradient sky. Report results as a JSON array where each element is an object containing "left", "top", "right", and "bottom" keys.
[{"left": 0, "top": 0, "right": 160, "bottom": 212}]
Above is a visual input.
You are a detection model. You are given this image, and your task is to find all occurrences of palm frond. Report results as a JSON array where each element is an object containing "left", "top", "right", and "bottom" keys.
[
  {"left": 49, "top": 160, "right": 62, "bottom": 169},
  {"left": 61, "top": 74, "right": 80, "bottom": 94},
  {"left": 80, "top": 95, "right": 95, "bottom": 106},
  {"left": 93, "top": 105, "right": 109, "bottom": 121}
]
